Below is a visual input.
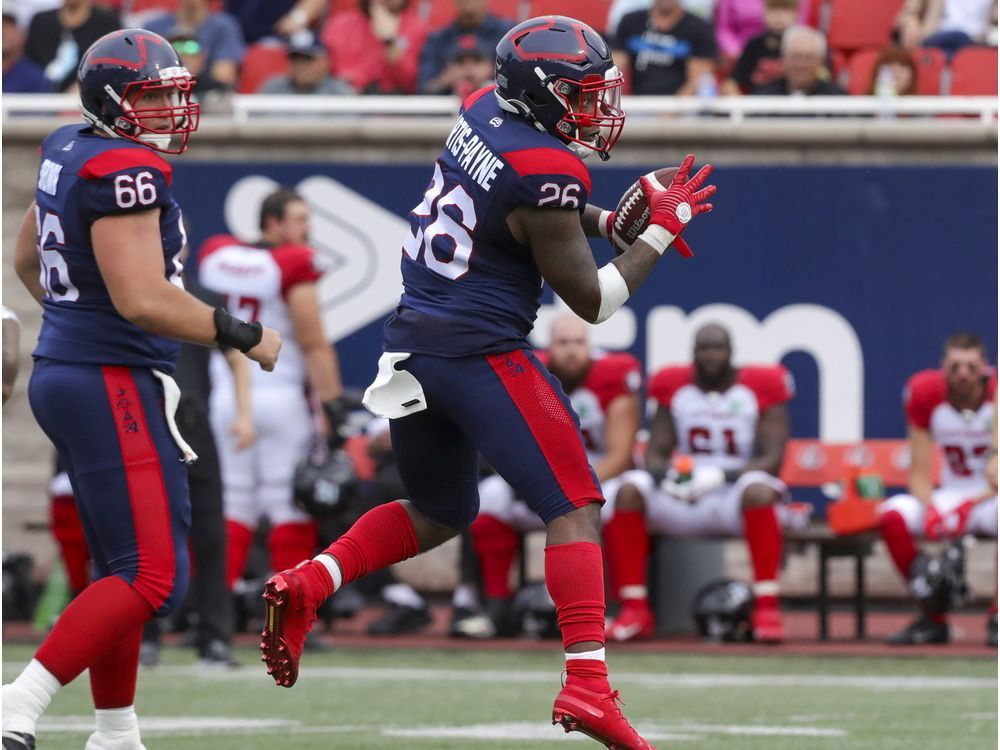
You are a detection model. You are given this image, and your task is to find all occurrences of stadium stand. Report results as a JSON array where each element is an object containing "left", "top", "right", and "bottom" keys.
[
  {"left": 948, "top": 46, "right": 999, "bottom": 95},
  {"left": 825, "top": 0, "right": 904, "bottom": 53},
  {"left": 843, "top": 46, "right": 945, "bottom": 96},
  {"left": 527, "top": 0, "right": 609, "bottom": 32},
  {"left": 421, "top": 0, "right": 525, "bottom": 30},
  {"left": 237, "top": 40, "right": 290, "bottom": 94}
]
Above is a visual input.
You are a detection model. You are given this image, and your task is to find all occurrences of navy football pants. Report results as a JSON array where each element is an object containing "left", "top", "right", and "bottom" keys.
[
  {"left": 390, "top": 350, "right": 603, "bottom": 530},
  {"left": 29, "top": 359, "right": 191, "bottom": 616}
]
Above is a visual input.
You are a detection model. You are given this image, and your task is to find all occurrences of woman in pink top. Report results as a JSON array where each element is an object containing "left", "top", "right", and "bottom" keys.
[
  {"left": 321, "top": 0, "right": 428, "bottom": 94},
  {"left": 715, "top": 0, "right": 767, "bottom": 61}
]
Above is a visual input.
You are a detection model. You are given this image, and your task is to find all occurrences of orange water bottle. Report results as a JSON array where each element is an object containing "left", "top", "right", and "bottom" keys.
[{"left": 672, "top": 454, "right": 694, "bottom": 483}]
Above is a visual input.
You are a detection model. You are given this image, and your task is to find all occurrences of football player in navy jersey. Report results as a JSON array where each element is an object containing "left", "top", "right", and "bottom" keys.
[
  {"left": 260, "top": 16, "right": 715, "bottom": 749},
  {"left": 3, "top": 29, "right": 281, "bottom": 750}
]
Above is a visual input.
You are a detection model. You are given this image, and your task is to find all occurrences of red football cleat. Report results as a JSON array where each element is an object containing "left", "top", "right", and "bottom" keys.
[
  {"left": 607, "top": 602, "right": 655, "bottom": 643},
  {"left": 553, "top": 682, "right": 656, "bottom": 749},
  {"left": 751, "top": 603, "right": 784, "bottom": 643},
  {"left": 260, "top": 562, "right": 326, "bottom": 687}
]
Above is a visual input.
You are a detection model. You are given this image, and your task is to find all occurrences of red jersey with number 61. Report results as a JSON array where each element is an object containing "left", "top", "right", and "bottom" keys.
[
  {"left": 198, "top": 234, "right": 326, "bottom": 387},
  {"left": 649, "top": 365, "right": 795, "bottom": 472},
  {"left": 904, "top": 369, "right": 997, "bottom": 493}
]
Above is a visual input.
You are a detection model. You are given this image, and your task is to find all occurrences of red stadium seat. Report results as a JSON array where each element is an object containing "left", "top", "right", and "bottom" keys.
[
  {"left": 237, "top": 41, "right": 290, "bottom": 94},
  {"left": 949, "top": 46, "right": 998, "bottom": 95},
  {"left": 527, "top": 0, "right": 610, "bottom": 34},
  {"left": 843, "top": 47, "right": 944, "bottom": 95},
  {"left": 826, "top": 0, "right": 903, "bottom": 52},
  {"left": 911, "top": 47, "right": 945, "bottom": 95}
]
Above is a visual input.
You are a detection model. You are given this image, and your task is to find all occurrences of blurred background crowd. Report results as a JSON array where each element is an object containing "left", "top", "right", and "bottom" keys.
[{"left": 4, "top": 0, "right": 998, "bottom": 102}]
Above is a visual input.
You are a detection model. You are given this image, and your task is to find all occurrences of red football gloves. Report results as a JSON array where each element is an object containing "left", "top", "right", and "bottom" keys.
[
  {"left": 639, "top": 154, "right": 716, "bottom": 258},
  {"left": 924, "top": 499, "right": 978, "bottom": 540}
]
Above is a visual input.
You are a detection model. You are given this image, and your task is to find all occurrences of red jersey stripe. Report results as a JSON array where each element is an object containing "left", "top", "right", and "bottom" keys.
[
  {"left": 502, "top": 147, "right": 591, "bottom": 193},
  {"left": 487, "top": 350, "right": 602, "bottom": 507},
  {"left": 80, "top": 148, "right": 173, "bottom": 185},
  {"left": 100, "top": 366, "right": 177, "bottom": 610}
]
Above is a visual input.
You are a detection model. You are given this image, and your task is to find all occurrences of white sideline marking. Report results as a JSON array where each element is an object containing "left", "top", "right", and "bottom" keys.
[
  {"left": 154, "top": 665, "right": 995, "bottom": 691},
  {"left": 9, "top": 661, "right": 995, "bottom": 691},
  {"left": 662, "top": 723, "right": 845, "bottom": 737},
  {"left": 38, "top": 717, "right": 298, "bottom": 735},
  {"left": 383, "top": 723, "right": 701, "bottom": 742}
]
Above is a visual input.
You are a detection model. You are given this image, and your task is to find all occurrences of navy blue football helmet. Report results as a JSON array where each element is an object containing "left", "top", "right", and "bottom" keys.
[
  {"left": 692, "top": 579, "right": 755, "bottom": 642},
  {"left": 78, "top": 29, "right": 199, "bottom": 154},
  {"left": 495, "top": 16, "right": 625, "bottom": 161}
]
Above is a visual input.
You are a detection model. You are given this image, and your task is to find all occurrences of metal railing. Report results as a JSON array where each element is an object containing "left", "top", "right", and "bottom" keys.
[{"left": 3, "top": 94, "right": 997, "bottom": 124}]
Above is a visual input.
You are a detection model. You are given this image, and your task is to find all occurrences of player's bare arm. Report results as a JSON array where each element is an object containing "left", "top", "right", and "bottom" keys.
[
  {"left": 645, "top": 404, "right": 679, "bottom": 482},
  {"left": 907, "top": 424, "right": 935, "bottom": 505},
  {"left": 738, "top": 402, "right": 791, "bottom": 479},
  {"left": 510, "top": 205, "right": 661, "bottom": 323},
  {"left": 13, "top": 203, "right": 45, "bottom": 306},
  {"left": 286, "top": 282, "right": 344, "bottom": 402},
  {"left": 593, "top": 391, "right": 642, "bottom": 482},
  {"left": 92, "top": 209, "right": 282, "bottom": 371},
  {"left": 580, "top": 203, "right": 613, "bottom": 239},
  {"left": 223, "top": 347, "right": 256, "bottom": 450}
]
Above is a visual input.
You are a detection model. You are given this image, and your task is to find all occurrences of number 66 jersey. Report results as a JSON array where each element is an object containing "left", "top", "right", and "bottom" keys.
[
  {"left": 383, "top": 85, "right": 592, "bottom": 357},
  {"left": 33, "top": 124, "right": 186, "bottom": 372}
]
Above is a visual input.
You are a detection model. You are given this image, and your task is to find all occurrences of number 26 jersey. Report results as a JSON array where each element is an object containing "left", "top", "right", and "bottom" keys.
[
  {"left": 383, "top": 85, "right": 593, "bottom": 357},
  {"left": 33, "top": 124, "right": 186, "bottom": 372}
]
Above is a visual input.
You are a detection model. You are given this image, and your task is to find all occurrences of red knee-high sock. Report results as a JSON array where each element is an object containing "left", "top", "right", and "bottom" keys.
[
  {"left": 225, "top": 520, "right": 254, "bottom": 589},
  {"left": 742, "top": 505, "right": 782, "bottom": 609},
  {"left": 545, "top": 541, "right": 609, "bottom": 692},
  {"left": 469, "top": 515, "right": 519, "bottom": 599},
  {"left": 603, "top": 510, "right": 650, "bottom": 604},
  {"left": 315, "top": 501, "right": 420, "bottom": 599},
  {"left": 89, "top": 624, "right": 142, "bottom": 708},
  {"left": 51, "top": 495, "right": 91, "bottom": 596},
  {"left": 880, "top": 509, "right": 919, "bottom": 579},
  {"left": 269, "top": 522, "right": 318, "bottom": 574},
  {"left": 34, "top": 576, "right": 153, "bottom": 687}
]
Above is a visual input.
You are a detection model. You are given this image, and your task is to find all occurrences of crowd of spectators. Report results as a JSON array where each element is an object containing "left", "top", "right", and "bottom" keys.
[{"left": 3, "top": 0, "right": 996, "bottom": 98}]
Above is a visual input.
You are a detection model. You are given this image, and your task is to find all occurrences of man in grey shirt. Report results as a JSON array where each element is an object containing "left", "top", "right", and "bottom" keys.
[{"left": 260, "top": 29, "right": 352, "bottom": 96}]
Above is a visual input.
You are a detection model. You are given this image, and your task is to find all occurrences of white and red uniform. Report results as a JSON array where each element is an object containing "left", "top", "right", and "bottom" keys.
[
  {"left": 198, "top": 234, "right": 325, "bottom": 529},
  {"left": 880, "top": 369, "right": 997, "bottom": 537},
  {"left": 605, "top": 365, "right": 794, "bottom": 536},
  {"left": 478, "top": 351, "right": 642, "bottom": 530}
]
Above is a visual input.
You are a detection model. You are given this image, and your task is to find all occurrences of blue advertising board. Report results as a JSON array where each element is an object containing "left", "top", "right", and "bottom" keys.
[{"left": 172, "top": 162, "right": 998, "bottom": 448}]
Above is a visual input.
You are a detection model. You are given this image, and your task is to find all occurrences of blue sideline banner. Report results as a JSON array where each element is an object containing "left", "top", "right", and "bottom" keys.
[{"left": 173, "top": 163, "right": 998, "bottom": 449}]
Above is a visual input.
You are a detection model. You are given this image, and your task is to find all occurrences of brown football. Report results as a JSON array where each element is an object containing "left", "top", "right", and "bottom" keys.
[{"left": 610, "top": 167, "right": 678, "bottom": 255}]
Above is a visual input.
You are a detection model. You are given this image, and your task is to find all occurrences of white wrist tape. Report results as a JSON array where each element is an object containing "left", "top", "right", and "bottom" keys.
[
  {"left": 597, "top": 209, "right": 612, "bottom": 240},
  {"left": 594, "top": 263, "right": 630, "bottom": 324},
  {"left": 637, "top": 224, "right": 676, "bottom": 256}
]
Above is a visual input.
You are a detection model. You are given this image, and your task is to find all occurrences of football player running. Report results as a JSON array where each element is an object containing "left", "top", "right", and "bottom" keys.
[
  {"left": 3, "top": 30, "right": 280, "bottom": 750},
  {"left": 260, "top": 16, "right": 715, "bottom": 749},
  {"left": 879, "top": 333, "right": 998, "bottom": 646}
]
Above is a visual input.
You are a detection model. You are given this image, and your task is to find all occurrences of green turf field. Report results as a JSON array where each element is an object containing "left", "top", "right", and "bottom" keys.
[{"left": 3, "top": 644, "right": 996, "bottom": 749}]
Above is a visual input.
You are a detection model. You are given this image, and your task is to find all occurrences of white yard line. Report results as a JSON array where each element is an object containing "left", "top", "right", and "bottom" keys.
[
  {"left": 10, "top": 662, "right": 994, "bottom": 691},
  {"left": 138, "top": 665, "right": 996, "bottom": 691},
  {"left": 383, "top": 723, "right": 703, "bottom": 742},
  {"left": 36, "top": 716, "right": 842, "bottom": 742}
]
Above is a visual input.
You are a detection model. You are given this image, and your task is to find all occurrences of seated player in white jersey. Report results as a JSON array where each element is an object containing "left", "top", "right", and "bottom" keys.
[
  {"left": 198, "top": 189, "right": 351, "bottom": 600},
  {"left": 603, "top": 323, "right": 794, "bottom": 643},
  {"left": 465, "top": 314, "right": 642, "bottom": 636},
  {"left": 879, "top": 332, "right": 998, "bottom": 646}
]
